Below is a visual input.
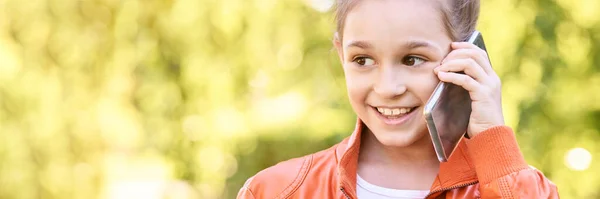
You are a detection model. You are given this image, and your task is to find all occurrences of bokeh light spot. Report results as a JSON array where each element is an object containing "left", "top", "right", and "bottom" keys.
[
  {"left": 565, "top": 147, "right": 592, "bottom": 171},
  {"left": 307, "top": 0, "right": 334, "bottom": 12}
]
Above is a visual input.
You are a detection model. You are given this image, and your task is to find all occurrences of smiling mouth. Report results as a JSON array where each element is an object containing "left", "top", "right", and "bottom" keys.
[{"left": 373, "top": 106, "right": 419, "bottom": 119}]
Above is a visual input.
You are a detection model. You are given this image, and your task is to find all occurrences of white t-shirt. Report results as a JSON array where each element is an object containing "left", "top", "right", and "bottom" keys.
[{"left": 356, "top": 175, "right": 429, "bottom": 199}]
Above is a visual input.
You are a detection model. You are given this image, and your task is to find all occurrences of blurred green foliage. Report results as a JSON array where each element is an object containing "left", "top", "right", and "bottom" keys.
[{"left": 0, "top": 0, "right": 599, "bottom": 198}]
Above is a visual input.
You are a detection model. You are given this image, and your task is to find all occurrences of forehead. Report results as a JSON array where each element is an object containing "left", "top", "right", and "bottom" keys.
[{"left": 342, "top": 0, "right": 450, "bottom": 47}]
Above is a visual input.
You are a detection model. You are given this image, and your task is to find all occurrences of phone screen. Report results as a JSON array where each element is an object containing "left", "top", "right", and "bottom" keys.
[{"left": 424, "top": 31, "right": 488, "bottom": 162}]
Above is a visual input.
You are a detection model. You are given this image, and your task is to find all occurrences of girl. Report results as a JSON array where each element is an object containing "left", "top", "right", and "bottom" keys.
[{"left": 238, "top": 0, "right": 559, "bottom": 198}]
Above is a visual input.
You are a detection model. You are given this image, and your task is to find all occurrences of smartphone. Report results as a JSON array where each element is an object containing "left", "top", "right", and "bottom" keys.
[{"left": 424, "top": 31, "right": 488, "bottom": 162}]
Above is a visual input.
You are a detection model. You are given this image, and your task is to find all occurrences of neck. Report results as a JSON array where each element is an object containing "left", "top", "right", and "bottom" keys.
[{"left": 360, "top": 128, "right": 439, "bottom": 166}]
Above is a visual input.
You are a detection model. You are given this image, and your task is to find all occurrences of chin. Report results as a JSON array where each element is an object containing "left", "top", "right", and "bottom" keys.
[
  {"left": 359, "top": 108, "right": 430, "bottom": 147},
  {"left": 374, "top": 128, "right": 429, "bottom": 147}
]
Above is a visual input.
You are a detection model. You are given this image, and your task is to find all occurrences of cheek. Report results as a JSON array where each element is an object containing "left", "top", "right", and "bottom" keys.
[
  {"left": 413, "top": 72, "right": 440, "bottom": 102},
  {"left": 343, "top": 68, "right": 372, "bottom": 106}
]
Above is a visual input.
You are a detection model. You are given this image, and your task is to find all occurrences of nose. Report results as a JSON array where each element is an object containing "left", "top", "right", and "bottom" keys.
[{"left": 373, "top": 66, "right": 407, "bottom": 99}]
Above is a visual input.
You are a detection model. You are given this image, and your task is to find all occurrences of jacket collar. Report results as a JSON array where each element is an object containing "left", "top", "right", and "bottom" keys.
[{"left": 335, "top": 118, "right": 478, "bottom": 197}]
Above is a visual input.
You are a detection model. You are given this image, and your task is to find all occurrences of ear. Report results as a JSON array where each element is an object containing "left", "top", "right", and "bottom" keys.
[{"left": 333, "top": 32, "right": 344, "bottom": 64}]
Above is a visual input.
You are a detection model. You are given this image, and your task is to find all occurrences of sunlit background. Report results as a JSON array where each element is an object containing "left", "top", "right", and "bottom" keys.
[{"left": 0, "top": 0, "right": 599, "bottom": 198}]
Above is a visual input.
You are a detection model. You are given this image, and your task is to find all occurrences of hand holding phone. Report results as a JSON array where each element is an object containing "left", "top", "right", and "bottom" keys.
[{"left": 424, "top": 31, "right": 504, "bottom": 162}]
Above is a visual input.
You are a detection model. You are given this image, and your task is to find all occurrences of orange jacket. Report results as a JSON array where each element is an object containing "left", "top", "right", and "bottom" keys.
[{"left": 238, "top": 119, "right": 559, "bottom": 198}]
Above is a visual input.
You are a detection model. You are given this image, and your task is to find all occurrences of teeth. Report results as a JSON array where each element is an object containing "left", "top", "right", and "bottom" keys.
[
  {"left": 384, "top": 109, "right": 391, "bottom": 115},
  {"left": 400, "top": 108, "right": 407, "bottom": 114},
  {"left": 376, "top": 107, "right": 413, "bottom": 116}
]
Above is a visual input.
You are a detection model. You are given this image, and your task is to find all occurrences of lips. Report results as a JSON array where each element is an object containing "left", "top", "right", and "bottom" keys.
[
  {"left": 376, "top": 107, "right": 415, "bottom": 117},
  {"left": 371, "top": 106, "right": 419, "bottom": 125}
]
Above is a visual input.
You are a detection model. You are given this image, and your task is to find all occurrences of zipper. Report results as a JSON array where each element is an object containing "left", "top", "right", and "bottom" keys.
[
  {"left": 340, "top": 187, "right": 351, "bottom": 199},
  {"left": 425, "top": 181, "right": 479, "bottom": 198}
]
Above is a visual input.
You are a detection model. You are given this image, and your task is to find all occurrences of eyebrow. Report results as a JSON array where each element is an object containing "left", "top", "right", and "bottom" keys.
[
  {"left": 404, "top": 40, "right": 434, "bottom": 49},
  {"left": 345, "top": 40, "right": 373, "bottom": 49},
  {"left": 345, "top": 40, "right": 438, "bottom": 52}
]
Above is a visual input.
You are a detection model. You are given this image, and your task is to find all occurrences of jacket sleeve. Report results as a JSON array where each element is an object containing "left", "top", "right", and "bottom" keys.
[
  {"left": 237, "top": 177, "right": 257, "bottom": 199},
  {"left": 465, "top": 126, "right": 559, "bottom": 198},
  {"left": 237, "top": 187, "right": 256, "bottom": 199}
]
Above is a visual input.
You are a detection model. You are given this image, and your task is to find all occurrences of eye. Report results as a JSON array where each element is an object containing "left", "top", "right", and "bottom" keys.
[
  {"left": 402, "top": 56, "right": 425, "bottom": 66},
  {"left": 352, "top": 56, "right": 375, "bottom": 66}
]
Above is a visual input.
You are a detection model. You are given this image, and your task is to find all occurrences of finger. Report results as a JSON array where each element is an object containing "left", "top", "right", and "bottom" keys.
[
  {"left": 443, "top": 48, "right": 490, "bottom": 74},
  {"left": 435, "top": 59, "right": 489, "bottom": 83},
  {"left": 437, "top": 71, "right": 482, "bottom": 93},
  {"left": 451, "top": 42, "right": 494, "bottom": 74}
]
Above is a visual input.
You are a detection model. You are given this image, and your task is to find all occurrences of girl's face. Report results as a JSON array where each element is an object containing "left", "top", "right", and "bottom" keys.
[{"left": 335, "top": 0, "right": 453, "bottom": 147}]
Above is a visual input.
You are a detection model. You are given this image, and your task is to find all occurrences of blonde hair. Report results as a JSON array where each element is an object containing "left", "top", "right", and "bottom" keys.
[{"left": 334, "top": 0, "right": 480, "bottom": 42}]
